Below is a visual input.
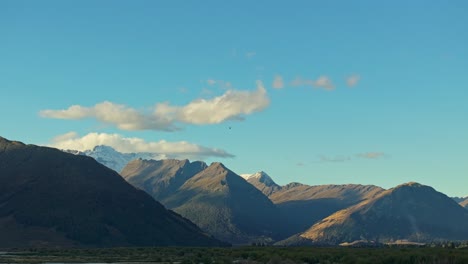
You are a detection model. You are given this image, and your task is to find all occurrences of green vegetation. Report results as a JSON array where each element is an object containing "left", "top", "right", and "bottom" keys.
[{"left": 1, "top": 245, "right": 468, "bottom": 264}]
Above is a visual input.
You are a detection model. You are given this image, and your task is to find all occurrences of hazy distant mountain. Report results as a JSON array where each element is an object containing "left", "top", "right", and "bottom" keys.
[
  {"left": 121, "top": 159, "right": 207, "bottom": 201},
  {"left": 64, "top": 145, "right": 158, "bottom": 173},
  {"left": 278, "top": 182, "right": 468, "bottom": 245},
  {"left": 452, "top": 197, "right": 465, "bottom": 203},
  {"left": 452, "top": 196, "right": 468, "bottom": 209},
  {"left": 0, "top": 136, "right": 225, "bottom": 248},
  {"left": 240, "top": 171, "right": 281, "bottom": 196}
]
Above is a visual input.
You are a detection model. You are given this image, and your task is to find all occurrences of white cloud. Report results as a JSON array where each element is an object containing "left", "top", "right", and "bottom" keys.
[
  {"left": 272, "top": 75, "right": 284, "bottom": 89},
  {"left": 290, "top": 76, "right": 335, "bottom": 90},
  {"left": 50, "top": 132, "right": 234, "bottom": 159},
  {"left": 346, "top": 74, "right": 360, "bottom": 87},
  {"left": 207, "top": 79, "right": 217, "bottom": 86},
  {"left": 40, "top": 81, "right": 269, "bottom": 131},
  {"left": 40, "top": 101, "right": 177, "bottom": 131},
  {"left": 155, "top": 80, "right": 269, "bottom": 124}
]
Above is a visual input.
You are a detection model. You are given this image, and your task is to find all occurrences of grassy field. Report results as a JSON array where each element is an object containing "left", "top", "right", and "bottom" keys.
[{"left": 1, "top": 246, "right": 468, "bottom": 264}]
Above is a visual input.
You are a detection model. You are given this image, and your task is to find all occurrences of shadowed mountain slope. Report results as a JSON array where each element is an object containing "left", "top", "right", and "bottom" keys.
[
  {"left": 267, "top": 183, "right": 384, "bottom": 235},
  {"left": 0, "top": 136, "right": 225, "bottom": 248},
  {"left": 121, "top": 159, "right": 207, "bottom": 201},
  {"left": 278, "top": 182, "right": 468, "bottom": 245},
  {"left": 161, "top": 163, "right": 284, "bottom": 244}
]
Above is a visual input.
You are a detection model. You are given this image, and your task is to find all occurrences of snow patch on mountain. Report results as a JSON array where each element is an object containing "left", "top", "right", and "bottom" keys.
[
  {"left": 63, "top": 145, "right": 163, "bottom": 173},
  {"left": 241, "top": 171, "right": 278, "bottom": 186}
]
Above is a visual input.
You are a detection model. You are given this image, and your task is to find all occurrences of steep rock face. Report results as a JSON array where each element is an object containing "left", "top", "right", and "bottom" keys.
[
  {"left": 121, "top": 159, "right": 207, "bottom": 201},
  {"left": 285, "top": 182, "right": 468, "bottom": 245},
  {"left": 241, "top": 171, "right": 281, "bottom": 196},
  {"left": 0, "top": 136, "right": 225, "bottom": 248},
  {"left": 162, "top": 163, "right": 284, "bottom": 245},
  {"left": 269, "top": 183, "right": 384, "bottom": 235}
]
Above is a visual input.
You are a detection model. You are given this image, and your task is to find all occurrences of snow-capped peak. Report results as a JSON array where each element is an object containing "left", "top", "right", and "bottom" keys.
[
  {"left": 240, "top": 173, "right": 255, "bottom": 179},
  {"left": 241, "top": 171, "right": 271, "bottom": 181},
  {"left": 240, "top": 171, "right": 279, "bottom": 188},
  {"left": 64, "top": 145, "right": 157, "bottom": 173}
]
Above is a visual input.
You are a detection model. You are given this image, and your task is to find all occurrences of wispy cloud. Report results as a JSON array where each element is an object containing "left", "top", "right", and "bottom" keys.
[
  {"left": 50, "top": 132, "right": 234, "bottom": 160},
  {"left": 296, "top": 162, "right": 305, "bottom": 167},
  {"left": 272, "top": 75, "right": 284, "bottom": 89},
  {"left": 356, "top": 152, "right": 386, "bottom": 159},
  {"left": 246, "top": 51, "right": 256, "bottom": 59},
  {"left": 317, "top": 152, "right": 387, "bottom": 163},
  {"left": 346, "top": 74, "right": 360, "bottom": 87},
  {"left": 178, "top": 87, "right": 189, "bottom": 94},
  {"left": 314, "top": 76, "right": 334, "bottom": 90},
  {"left": 206, "top": 79, "right": 233, "bottom": 89},
  {"left": 318, "top": 155, "right": 351, "bottom": 163},
  {"left": 207, "top": 79, "right": 217, "bottom": 86},
  {"left": 290, "top": 76, "right": 335, "bottom": 90},
  {"left": 40, "top": 81, "right": 269, "bottom": 131}
]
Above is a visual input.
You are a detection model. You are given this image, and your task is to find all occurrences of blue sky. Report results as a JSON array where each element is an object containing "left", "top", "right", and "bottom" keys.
[{"left": 1, "top": 1, "right": 467, "bottom": 196}]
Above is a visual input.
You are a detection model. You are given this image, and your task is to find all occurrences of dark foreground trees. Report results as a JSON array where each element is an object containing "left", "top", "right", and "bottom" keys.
[{"left": 1, "top": 245, "right": 468, "bottom": 264}]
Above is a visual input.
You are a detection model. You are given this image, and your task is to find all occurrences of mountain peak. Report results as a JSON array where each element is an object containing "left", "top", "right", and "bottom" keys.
[
  {"left": 208, "top": 162, "right": 228, "bottom": 170},
  {"left": 391, "top": 182, "right": 433, "bottom": 194},
  {"left": 241, "top": 171, "right": 281, "bottom": 196},
  {"left": 0, "top": 136, "right": 25, "bottom": 148},
  {"left": 91, "top": 145, "right": 119, "bottom": 153},
  {"left": 252, "top": 171, "right": 268, "bottom": 178},
  {"left": 241, "top": 171, "right": 270, "bottom": 180},
  {"left": 253, "top": 171, "right": 277, "bottom": 185},
  {"left": 398, "top": 182, "right": 424, "bottom": 187}
]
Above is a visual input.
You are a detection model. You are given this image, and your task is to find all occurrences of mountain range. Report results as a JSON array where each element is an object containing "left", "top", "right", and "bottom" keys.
[
  {"left": 120, "top": 157, "right": 468, "bottom": 245},
  {"left": 78, "top": 145, "right": 468, "bottom": 245},
  {"left": 0, "top": 137, "right": 224, "bottom": 248},
  {"left": 3, "top": 141, "right": 466, "bottom": 247},
  {"left": 277, "top": 182, "right": 468, "bottom": 246},
  {"left": 122, "top": 160, "right": 284, "bottom": 244}
]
